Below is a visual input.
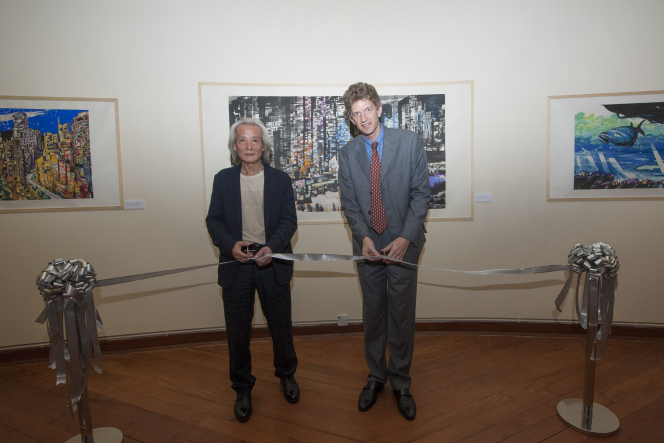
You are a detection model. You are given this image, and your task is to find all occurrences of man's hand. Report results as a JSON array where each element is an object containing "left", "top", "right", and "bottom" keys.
[
  {"left": 254, "top": 246, "right": 273, "bottom": 267},
  {"left": 232, "top": 241, "right": 253, "bottom": 262},
  {"left": 382, "top": 237, "right": 410, "bottom": 263},
  {"left": 362, "top": 237, "right": 382, "bottom": 261}
]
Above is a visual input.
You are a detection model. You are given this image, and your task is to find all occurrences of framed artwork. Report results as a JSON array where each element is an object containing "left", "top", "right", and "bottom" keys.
[
  {"left": 199, "top": 82, "right": 473, "bottom": 223},
  {"left": 0, "top": 96, "right": 123, "bottom": 213},
  {"left": 548, "top": 91, "right": 664, "bottom": 201}
]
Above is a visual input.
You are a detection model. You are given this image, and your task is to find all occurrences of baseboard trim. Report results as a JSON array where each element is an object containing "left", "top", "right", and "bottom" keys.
[
  {"left": 416, "top": 321, "right": 664, "bottom": 338},
  {"left": 2, "top": 321, "right": 662, "bottom": 364}
]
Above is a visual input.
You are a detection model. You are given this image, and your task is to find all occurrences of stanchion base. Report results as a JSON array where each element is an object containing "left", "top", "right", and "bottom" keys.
[
  {"left": 557, "top": 398, "right": 619, "bottom": 437},
  {"left": 65, "top": 427, "right": 123, "bottom": 443}
]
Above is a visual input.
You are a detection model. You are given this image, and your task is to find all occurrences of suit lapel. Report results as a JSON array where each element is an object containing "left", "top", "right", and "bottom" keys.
[
  {"left": 263, "top": 166, "right": 274, "bottom": 233},
  {"left": 353, "top": 138, "right": 371, "bottom": 183},
  {"left": 229, "top": 165, "right": 242, "bottom": 229},
  {"left": 380, "top": 128, "right": 395, "bottom": 182}
]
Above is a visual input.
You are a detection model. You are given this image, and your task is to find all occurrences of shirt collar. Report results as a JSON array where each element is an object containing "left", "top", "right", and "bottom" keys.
[{"left": 363, "top": 124, "right": 384, "bottom": 148}]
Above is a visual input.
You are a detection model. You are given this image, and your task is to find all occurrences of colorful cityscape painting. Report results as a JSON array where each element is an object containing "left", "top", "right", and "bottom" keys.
[
  {"left": 229, "top": 94, "right": 446, "bottom": 212},
  {"left": 0, "top": 108, "right": 93, "bottom": 201},
  {"left": 574, "top": 102, "right": 664, "bottom": 189}
]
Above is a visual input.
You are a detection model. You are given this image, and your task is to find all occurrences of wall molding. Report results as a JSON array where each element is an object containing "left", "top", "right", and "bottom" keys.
[{"left": 2, "top": 320, "right": 662, "bottom": 364}]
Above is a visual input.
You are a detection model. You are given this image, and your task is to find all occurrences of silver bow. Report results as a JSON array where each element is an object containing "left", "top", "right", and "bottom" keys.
[
  {"left": 555, "top": 243, "right": 619, "bottom": 360},
  {"left": 35, "top": 258, "right": 103, "bottom": 412}
]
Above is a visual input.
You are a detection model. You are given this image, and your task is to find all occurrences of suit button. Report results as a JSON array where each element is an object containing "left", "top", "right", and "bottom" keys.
[{"left": 368, "top": 210, "right": 371, "bottom": 214}]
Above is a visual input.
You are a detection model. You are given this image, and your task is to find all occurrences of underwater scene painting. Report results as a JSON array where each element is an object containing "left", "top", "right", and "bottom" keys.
[{"left": 574, "top": 102, "right": 664, "bottom": 189}]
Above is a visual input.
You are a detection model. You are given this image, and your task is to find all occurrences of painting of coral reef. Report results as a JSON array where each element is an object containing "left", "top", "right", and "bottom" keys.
[{"left": 574, "top": 102, "right": 664, "bottom": 189}]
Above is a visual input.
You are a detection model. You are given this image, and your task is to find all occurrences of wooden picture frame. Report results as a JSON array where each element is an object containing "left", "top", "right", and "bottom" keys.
[
  {"left": 0, "top": 96, "right": 123, "bottom": 213},
  {"left": 548, "top": 90, "right": 664, "bottom": 201},
  {"left": 198, "top": 82, "right": 474, "bottom": 223}
]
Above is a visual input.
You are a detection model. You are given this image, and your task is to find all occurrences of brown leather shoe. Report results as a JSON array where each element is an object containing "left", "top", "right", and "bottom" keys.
[
  {"left": 394, "top": 389, "right": 416, "bottom": 420},
  {"left": 358, "top": 381, "right": 384, "bottom": 411}
]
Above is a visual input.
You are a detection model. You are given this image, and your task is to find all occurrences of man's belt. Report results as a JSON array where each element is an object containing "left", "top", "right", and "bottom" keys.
[{"left": 242, "top": 243, "right": 267, "bottom": 254}]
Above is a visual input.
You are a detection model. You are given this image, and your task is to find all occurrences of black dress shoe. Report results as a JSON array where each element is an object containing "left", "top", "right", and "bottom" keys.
[
  {"left": 280, "top": 375, "right": 300, "bottom": 404},
  {"left": 234, "top": 393, "right": 252, "bottom": 422},
  {"left": 394, "top": 389, "right": 416, "bottom": 420},
  {"left": 358, "top": 381, "right": 384, "bottom": 411}
]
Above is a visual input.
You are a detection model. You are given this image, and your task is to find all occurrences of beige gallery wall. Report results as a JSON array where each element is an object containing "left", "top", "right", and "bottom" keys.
[{"left": 1, "top": 0, "right": 663, "bottom": 349}]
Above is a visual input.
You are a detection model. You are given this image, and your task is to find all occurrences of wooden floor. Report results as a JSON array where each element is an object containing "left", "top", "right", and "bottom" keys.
[{"left": 1, "top": 333, "right": 664, "bottom": 443}]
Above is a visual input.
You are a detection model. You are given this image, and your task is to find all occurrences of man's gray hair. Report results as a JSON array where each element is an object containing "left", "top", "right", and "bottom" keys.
[{"left": 228, "top": 117, "right": 272, "bottom": 166}]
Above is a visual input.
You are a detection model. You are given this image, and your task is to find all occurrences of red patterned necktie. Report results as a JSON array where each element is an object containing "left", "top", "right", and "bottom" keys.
[{"left": 370, "top": 142, "right": 387, "bottom": 234}]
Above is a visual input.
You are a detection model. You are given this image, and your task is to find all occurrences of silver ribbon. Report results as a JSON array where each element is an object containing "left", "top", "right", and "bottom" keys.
[
  {"left": 265, "top": 253, "right": 570, "bottom": 275},
  {"left": 35, "top": 258, "right": 103, "bottom": 412},
  {"left": 92, "top": 255, "right": 569, "bottom": 288},
  {"left": 555, "top": 243, "right": 619, "bottom": 361},
  {"left": 95, "top": 262, "right": 229, "bottom": 287}
]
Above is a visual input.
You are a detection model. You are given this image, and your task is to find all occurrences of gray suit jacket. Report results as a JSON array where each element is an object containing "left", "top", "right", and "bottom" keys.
[{"left": 338, "top": 127, "right": 430, "bottom": 248}]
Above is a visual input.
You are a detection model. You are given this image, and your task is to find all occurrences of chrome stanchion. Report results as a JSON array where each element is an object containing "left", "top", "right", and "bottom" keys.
[
  {"left": 64, "top": 425, "right": 123, "bottom": 443},
  {"left": 35, "top": 258, "right": 124, "bottom": 443},
  {"left": 556, "top": 275, "right": 619, "bottom": 437},
  {"left": 76, "top": 389, "right": 93, "bottom": 442},
  {"left": 63, "top": 388, "right": 124, "bottom": 443},
  {"left": 64, "top": 322, "right": 123, "bottom": 443}
]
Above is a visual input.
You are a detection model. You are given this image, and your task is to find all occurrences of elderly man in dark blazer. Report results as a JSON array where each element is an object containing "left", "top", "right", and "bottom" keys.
[
  {"left": 338, "top": 82, "right": 431, "bottom": 420},
  {"left": 206, "top": 117, "right": 299, "bottom": 423}
]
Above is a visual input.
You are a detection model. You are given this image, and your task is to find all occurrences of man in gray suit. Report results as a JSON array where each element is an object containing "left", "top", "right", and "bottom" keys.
[{"left": 338, "top": 82, "right": 431, "bottom": 420}]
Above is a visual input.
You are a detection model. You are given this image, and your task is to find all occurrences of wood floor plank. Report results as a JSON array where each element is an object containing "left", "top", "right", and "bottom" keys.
[
  {"left": 541, "top": 427, "right": 588, "bottom": 443},
  {"left": 413, "top": 338, "right": 582, "bottom": 402},
  {"left": 98, "top": 359, "right": 373, "bottom": 440},
  {"left": 430, "top": 340, "right": 655, "bottom": 442},
  {"left": 413, "top": 337, "right": 576, "bottom": 408},
  {"left": 454, "top": 357, "right": 664, "bottom": 443},
  {"left": 0, "top": 377, "right": 73, "bottom": 424},
  {"left": 0, "top": 423, "right": 40, "bottom": 443},
  {"left": 0, "top": 403, "right": 75, "bottom": 442},
  {"left": 576, "top": 394, "right": 664, "bottom": 443},
  {"left": 366, "top": 339, "right": 645, "bottom": 442},
  {"left": 84, "top": 391, "right": 244, "bottom": 443},
  {"left": 1, "top": 334, "right": 663, "bottom": 443},
  {"left": 499, "top": 416, "right": 568, "bottom": 443},
  {"left": 109, "top": 350, "right": 374, "bottom": 427},
  {"left": 604, "top": 377, "right": 664, "bottom": 422},
  {"left": 623, "top": 399, "right": 664, "bottom": 442}
]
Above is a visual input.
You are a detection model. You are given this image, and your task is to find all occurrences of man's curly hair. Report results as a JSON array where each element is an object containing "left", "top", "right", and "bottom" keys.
[{"left": 342, "top": 82, "right": 381, "bottom": 115}]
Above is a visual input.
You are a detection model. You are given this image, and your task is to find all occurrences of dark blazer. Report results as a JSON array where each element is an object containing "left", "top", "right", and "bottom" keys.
[{"left": 206, "top": 164, "right": 297, "bottom": 287}]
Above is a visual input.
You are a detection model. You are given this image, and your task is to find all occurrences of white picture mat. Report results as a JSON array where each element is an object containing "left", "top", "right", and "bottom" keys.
[
  {"left": 0, "top": 97, "right": 123, "bottom": 212},
  {"left": 199, "top": 82, "right": 473, "bottom": 222},
  {"left": 548, "top": 91, "right": 664, "bottom": 200}
]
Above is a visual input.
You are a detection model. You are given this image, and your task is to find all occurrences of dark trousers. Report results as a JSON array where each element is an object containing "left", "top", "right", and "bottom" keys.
[
  {"left": 222, "top": 262, "right": 298, "bottom": 394},
  {"left": 355, "top": 229, "right": 424, "bottom": 390}
]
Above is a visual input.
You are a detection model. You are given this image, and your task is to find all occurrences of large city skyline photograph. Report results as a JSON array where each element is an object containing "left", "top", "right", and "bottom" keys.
[{"left": 229, "top": 93, "right": 446, "bottom": 212}]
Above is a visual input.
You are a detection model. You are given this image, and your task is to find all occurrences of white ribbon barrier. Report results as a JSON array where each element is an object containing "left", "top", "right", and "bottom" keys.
[{"left": 35, "top": 242, "right": 619, "bottom": 408}]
